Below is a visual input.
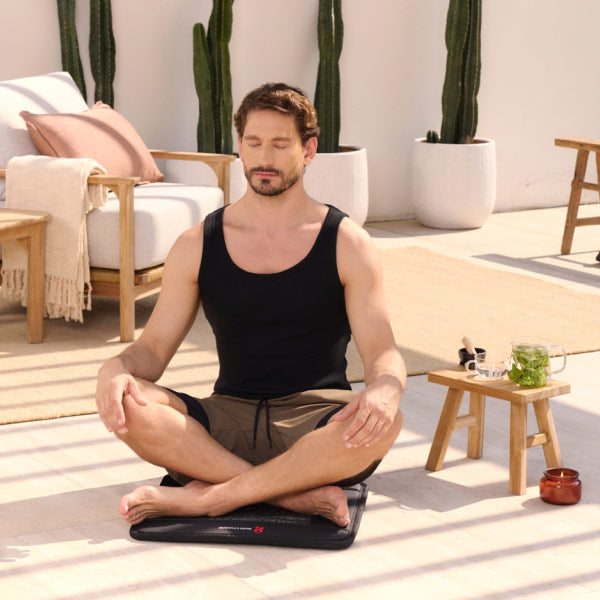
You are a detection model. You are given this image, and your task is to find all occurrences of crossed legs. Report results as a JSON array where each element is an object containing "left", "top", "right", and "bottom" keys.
[{"left": 115, "top": 379, "right": 402, "bottom": 526}]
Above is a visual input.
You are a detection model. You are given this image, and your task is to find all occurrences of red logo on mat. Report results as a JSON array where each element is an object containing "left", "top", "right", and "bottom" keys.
[{"left": 254, "top": 526, "right": 264, "bottom": 533}]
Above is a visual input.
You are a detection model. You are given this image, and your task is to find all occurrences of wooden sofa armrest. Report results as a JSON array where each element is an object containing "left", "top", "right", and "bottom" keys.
[
  {"left": 555, "top": 137, "right": 600, "bottom": 152},
  {"left": 149, "top": 149, "right": 235, "bottom": 205},
  {"left": 0, "top": 169, "right": 139, "bottom": 187}
]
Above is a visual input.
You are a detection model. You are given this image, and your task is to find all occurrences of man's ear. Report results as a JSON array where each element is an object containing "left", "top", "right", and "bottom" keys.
[{"left": 304, "top": 136, "right": 318, "bottom": 165}]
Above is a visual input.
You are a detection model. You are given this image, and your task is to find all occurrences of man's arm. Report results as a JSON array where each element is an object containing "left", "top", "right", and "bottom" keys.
[
  {"left": 95, "top": 224, "right": 204, "bottom": 434},
  {"left": 330, "top": 219, "right": 406, "bottom": 448}
]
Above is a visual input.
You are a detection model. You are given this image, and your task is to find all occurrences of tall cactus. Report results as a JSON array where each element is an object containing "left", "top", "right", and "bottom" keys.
[
  {"left": 57, "top": 0, "right": 87, "bottom": 101},
  {"left": 314, "top": 0, "right": 343, "bottom": 153},
  {"left": 194, "top": 0, "right": 233, "bottom": 154},
  {"left": 193, "top": 23, "right": 216, "bottom": 153},
  {"left": 440, "top": 0, "right": 482, "bottom": 144},
  {"left": 89, "top": 0, "right": 116, "bottom": 107}
]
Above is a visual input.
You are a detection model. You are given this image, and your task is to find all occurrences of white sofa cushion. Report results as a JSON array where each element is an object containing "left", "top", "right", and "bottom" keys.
[
  {"left": 86, "top": 182, "right": 223, "bottom": 271},
  {"left": 0, "top": 72, "right": 88, "bottom": 200}
]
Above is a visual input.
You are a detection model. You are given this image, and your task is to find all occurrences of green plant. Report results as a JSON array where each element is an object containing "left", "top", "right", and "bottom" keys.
[
  {"left": 314, "top": 0, "right": 343, "bottom": 153},
  {"left": 193, "top": 0, "right": 234, "bottom": 154},
  {"left": 426, "top": 130, "right": 439, "bottom": 144},
  {"left": 89, "top": 0, "right": 116, "bottom": 106},
  {"left": 508, "top": 346, "right": 549, "bottom": 388},
  {"left": 426, "top": 0, "right": 482, "bottom": 144},
  {"left": 57, "top": 0, "right": 87, "bottom": 100}
]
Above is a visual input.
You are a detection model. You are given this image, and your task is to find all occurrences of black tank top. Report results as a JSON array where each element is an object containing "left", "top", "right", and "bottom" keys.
[{"left": 198, "top": 204, "right": 352, "bottom": 400}]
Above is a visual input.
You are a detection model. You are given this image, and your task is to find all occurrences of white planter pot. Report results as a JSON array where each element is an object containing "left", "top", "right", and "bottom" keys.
[
  {"left": 229, "top": 146, "right": 369, "bottom": 226},
  {"left": 411, "top": 137, "right": 496, "bottom": 229}
]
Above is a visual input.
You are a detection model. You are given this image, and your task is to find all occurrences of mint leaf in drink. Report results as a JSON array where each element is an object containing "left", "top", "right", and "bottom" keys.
[{"left": 509, "top": 345, "right": 549, "bottom": 387}]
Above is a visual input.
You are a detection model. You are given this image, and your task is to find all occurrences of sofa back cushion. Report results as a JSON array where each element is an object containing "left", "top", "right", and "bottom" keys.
[{"left": 0, "top": 72, "right": 89, "bottom": 199}]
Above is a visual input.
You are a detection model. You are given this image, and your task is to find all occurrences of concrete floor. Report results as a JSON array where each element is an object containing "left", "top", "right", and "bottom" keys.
[{"left": 1, "top": 205, "right": 599, "bottom": 599}]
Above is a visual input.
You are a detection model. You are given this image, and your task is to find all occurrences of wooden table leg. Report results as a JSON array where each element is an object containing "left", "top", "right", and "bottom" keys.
[
  {"left": 533, "top": 398, "right": 563, "bottom": 469},
  {"left": 26, "top": 223, "right": 46, "bottom": 343},
  {"left": 467, "top": 392, "right": 485, "bottom": 459},
  {"left": 426, "top": 387, "right": 464, "bottom": 472},
  {"left": 509, "top": 403, "right": 528, "bottom": 494}
]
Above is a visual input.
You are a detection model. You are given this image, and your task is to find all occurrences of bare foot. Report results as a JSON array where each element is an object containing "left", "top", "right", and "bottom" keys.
[
  {"left": 118, "top": 480, "right": 215, "bottom": 525},
  {"left": 275, "top": 485, "right": 350, "bottom": 527},
  {"left": 119, "top": 480, "right": 349, "bottom": 527}
]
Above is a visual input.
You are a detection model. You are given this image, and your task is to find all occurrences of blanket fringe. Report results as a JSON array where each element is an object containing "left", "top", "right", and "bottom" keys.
[
  {"left": 0, "top": 267, "right": 27, "bottom": 304},
  {"left": 1, "top": 268, "right": 87, "bottom": 322},
  {"left": 45, "top": 274, "right": 85, "bottom": 322}
]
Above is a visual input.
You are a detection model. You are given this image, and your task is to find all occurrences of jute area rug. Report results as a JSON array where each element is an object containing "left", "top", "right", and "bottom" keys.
[{"left": 1, "top": 246, "right": 599, "bottom": 425}]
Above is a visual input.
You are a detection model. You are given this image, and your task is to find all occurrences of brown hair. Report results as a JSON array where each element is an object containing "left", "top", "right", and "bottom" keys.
[{"left": 234, "top": 83, "right": 320, "bottom": 144}]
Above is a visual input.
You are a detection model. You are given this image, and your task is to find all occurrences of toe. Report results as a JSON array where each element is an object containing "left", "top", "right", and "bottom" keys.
[{"left": 118, "top": 494, "right": 131, "bottom": 518}]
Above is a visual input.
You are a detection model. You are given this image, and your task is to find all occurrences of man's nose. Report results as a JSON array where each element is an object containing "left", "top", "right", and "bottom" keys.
[{"left": 258, "top": 145, "right": 274, "bottom": 166}]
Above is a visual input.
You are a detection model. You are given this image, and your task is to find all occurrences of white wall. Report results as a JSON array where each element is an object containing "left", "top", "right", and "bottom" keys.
[{"left": 1, "top": 1, "right": 598, "bottom": 221}]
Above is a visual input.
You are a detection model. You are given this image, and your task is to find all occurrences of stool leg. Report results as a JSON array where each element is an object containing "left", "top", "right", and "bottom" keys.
[
  {"left": 561, "top": 149, "right": 588, "bottom": 255},
  {"left": 532, "top": 399, "right": 563, "bottom": 469},
  {"left": 467, "top": 392, "right": 485, "bottom": 459},
  {"left": 509, "top": 403, "right": 528, "bottom": 495},
  {"left": 426, "top": 387, "right": 464, "bottom": 472}
]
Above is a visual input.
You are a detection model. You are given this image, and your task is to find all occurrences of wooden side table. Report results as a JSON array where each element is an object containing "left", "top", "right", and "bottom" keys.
[
  {"left": 425, "top": 368, "right": 571, "bottom": 495},
  {"left": 0, "top": 209, "right": 50, "bottom": 343}
]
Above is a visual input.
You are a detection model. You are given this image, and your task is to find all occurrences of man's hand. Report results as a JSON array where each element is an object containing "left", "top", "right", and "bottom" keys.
[
  {"left": 330, "top": 375, "right": 402, "bottom": 448},
  {"left": 95, "top": 361, "right": 147, "bottom": 435}
]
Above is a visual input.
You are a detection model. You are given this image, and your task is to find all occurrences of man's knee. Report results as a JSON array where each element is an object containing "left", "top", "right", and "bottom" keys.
[
  {"left": 380, "top": 407, "right": 403, "bottom": 451},
  {"left": 114, "top": 394, "right": 154, "bottom": 441}
]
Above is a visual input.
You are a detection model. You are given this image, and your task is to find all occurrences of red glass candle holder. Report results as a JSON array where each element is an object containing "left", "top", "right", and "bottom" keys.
[{"left": 540, "top": 468, "right": 582, "bottom": 505}]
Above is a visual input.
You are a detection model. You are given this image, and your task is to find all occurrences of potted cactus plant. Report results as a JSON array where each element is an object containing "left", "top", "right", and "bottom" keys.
[{"left": 411, "top": 0, "right": 496, "bottom": 229}]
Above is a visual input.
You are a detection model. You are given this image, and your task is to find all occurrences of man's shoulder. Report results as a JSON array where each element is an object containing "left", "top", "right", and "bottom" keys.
[
  {"left": 337, "top": 215, "right": 374, "bottom": 254},
  {"left": 166, "top": 221, "right": 205, "bottom": 272},
  {"left": 336, "top": 217, "right": 379, "bottom": 285}
]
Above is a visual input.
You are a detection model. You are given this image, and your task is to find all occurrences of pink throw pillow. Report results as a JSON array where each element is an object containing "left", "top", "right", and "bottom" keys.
[{"left": 20, "top": 102, "right": 163, "bottom": 183}]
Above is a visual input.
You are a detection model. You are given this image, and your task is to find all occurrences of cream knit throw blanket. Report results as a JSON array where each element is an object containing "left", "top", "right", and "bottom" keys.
[{"left": 1, "top": 155, "right": 107, "bottom": 322}]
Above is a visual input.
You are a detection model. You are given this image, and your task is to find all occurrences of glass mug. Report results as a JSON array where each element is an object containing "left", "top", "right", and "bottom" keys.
[
  {"left": 508, "top": 337, "right": 567, "bottom": 388},
  {"left": 465, "top": 351, "right": 510, "bottom": 380}
]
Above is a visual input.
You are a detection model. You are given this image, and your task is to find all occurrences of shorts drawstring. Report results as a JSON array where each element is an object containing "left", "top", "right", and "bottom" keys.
[{"left": 252, "top": 398, "right": 273, "bottom": 450}]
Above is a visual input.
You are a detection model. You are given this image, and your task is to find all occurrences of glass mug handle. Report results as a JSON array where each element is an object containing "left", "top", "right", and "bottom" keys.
[
  {"left": 549, "top": 345, "right": 567, "bottom": 375},
  {"left": 464, "top": 359, "right": 475, "bottom": 371}
]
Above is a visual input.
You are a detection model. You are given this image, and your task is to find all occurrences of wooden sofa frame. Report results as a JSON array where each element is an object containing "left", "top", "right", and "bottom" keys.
[{"left": 0, "top": 150, "right": 235, "bottom": 342}]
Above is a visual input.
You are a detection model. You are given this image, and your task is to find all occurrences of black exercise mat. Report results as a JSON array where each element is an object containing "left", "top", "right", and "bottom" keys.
[{"left": 129, "top": 481, "right": 368, "bottom": 549}]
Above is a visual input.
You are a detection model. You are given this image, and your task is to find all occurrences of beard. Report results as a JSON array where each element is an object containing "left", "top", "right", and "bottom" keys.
[{"left": 244, "top": 164, "right": 303, "bottom": 197}]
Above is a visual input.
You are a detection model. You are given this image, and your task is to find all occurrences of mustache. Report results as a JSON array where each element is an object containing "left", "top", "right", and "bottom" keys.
[{"left": 249, "top": 167, "right": 283, "bottom": 177}]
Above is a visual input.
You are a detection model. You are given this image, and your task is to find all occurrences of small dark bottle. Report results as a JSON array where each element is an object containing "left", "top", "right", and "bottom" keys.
[{"left": 540, "top": 468, "right": 582, "bottom": 505}]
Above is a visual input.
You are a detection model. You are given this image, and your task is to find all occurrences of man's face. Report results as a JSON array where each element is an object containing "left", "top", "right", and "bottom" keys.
[{"left": 239, "top": 110, "right": 316, "bottom": 198}]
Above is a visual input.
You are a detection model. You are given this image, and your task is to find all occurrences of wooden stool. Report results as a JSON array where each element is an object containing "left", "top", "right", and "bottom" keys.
[
  {"left": 425, "top": 369, "right": 570, "bottom": 495},
  {"left": 0, "top": 208, "right": 50, "bottom": 343},
  {"left": 555, "top": 137, "right": 600, "bottom": 254}
]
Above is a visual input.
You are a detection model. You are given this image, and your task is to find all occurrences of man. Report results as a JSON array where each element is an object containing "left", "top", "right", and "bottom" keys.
[{"left": 95, "top": 83, "right": 406, "bottom": 527}]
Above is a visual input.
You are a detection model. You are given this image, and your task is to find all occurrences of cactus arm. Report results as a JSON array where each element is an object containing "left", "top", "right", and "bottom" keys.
[
  {"left": 193, "top": 23, "right": 216, "bottom": 153},
  {"left": 89, "top": 0, "right": 116, "bottom": 106},
  {"left": 459, "top": 0, "right": 482, "bottom": 143},
  {"left": 57, "top": 0, "right": 87, "bottom": 101},
  {"left": 315, "top": 0, "right": 343, "bottom": 153}
]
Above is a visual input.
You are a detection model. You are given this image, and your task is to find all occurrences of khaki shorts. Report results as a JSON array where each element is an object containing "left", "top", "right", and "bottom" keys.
[{"left": 166, "top": 388, "right": 380, "bottom": 486}]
